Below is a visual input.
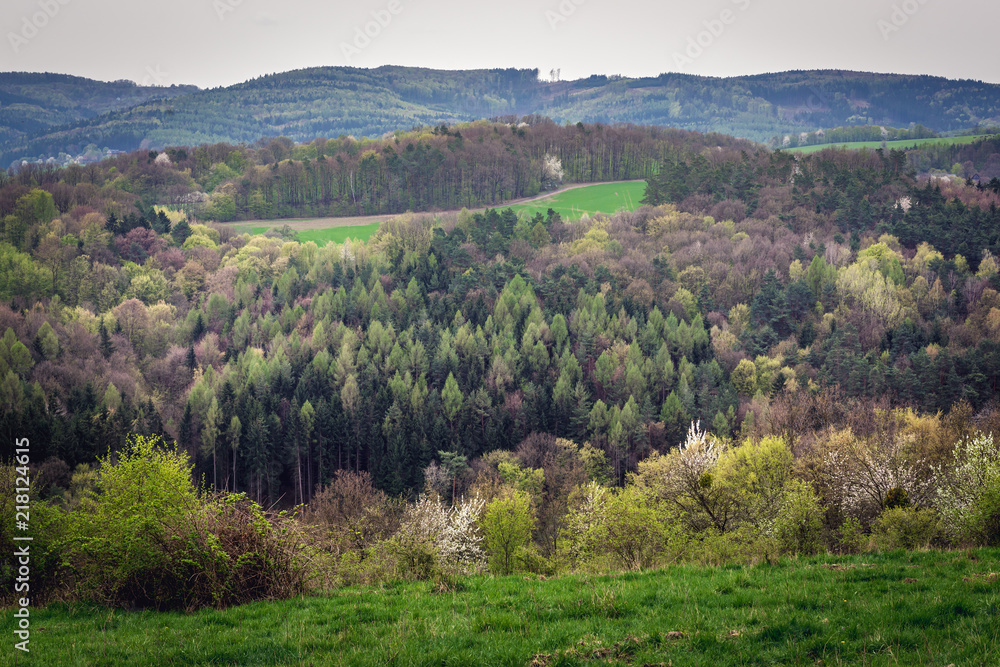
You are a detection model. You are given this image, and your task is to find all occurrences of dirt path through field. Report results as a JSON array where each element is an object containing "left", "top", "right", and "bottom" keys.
[{"left": 224, "top": 180, "right": 644, "bottom": 231}]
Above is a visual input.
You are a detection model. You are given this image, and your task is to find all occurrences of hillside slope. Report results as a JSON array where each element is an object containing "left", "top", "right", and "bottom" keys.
[{"left": 5, "top": 66, "right": 1000, "bottom": 163}]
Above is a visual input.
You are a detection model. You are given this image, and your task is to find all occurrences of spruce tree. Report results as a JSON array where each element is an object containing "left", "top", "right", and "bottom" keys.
[{"left": 99, "top": 318, "right": 113, "bottom": 359}]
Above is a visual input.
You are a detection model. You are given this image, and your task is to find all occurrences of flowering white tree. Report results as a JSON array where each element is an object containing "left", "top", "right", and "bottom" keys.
[
  {"left": 439, "top": 496, "right": 486, "bottom": 572},
  {"left": 824, "top": 430, "right": 929, "bottom": 522},
  {"left": 541, "top": 153, "right": 564, "bottom": 190},
  {"left": 934, "top": 433, "right": 1000, "bottom": 544},
  {"left": 395, "top": 494, "right": 486, "bottom": 575},
  {"left": 634, "top": 421, "right": 733, "bottom": 531}
]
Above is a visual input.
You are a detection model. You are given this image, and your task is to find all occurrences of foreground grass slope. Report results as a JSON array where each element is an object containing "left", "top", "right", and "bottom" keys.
[{"left": 22, "top": 549, "right": 1000, "bottom": 666}]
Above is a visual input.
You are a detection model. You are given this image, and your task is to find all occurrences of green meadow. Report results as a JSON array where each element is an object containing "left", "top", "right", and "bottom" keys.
[
  {"left": 509, "top": 182, "right": 646, "bottom": 221},
  {"left": 19, "top": 548, "right": 1000, "bottom": 666},
  {"left": 229, "top": 222, "right": 382, "bottom": 246},
  {"left": 294, "top": 223, "right": 381, "bottom": 246},
  {"left": 784, "top": 134, "right": 995, "bottom": 154},
  {"left": 225, "top": 182, "right": 647, "bottom": 244}
]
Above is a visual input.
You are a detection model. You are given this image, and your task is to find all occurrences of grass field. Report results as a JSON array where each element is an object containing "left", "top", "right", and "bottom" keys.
[
  {"left": 18, "top": 548, "right": 1000, "bottom": 666},
  {"left": 223, "top": 182, "right": 647, "bottom": 244},
  {"left": 784, "top": 134, "right": 996, "bottom": 154},
  {"left": 229, "top": 222, "right": 381, "bottom": 246},
  {"left": 509, "top": 181, "right": 646, "bottom": 221},
  {"left": 295, "top": 223, "right": 381, "bottom": 246}
]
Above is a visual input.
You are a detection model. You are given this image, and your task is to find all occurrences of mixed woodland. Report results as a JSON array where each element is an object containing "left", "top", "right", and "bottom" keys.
[{"left": 3, "top": 120, "right": 1000, "bottom": 609}]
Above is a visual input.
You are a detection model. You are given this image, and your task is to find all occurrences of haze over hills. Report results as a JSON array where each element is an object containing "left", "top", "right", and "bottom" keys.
[{"left": 4, "top": 66, "right": 1000, "bottom": 165}]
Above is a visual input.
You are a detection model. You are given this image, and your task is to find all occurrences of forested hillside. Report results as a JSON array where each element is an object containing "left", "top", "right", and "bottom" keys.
[
  {"left": 7, "top": 67, "right": 1000, "bottom": 165},
  {"left": 0, "top": 121, "right": 751, "bottom": 222},
  {"left": 3, "top": 124, "right": 1000, "bottom": 510},
  {"left": 0, "top": 72, "right": 196, "bottom": 158}
]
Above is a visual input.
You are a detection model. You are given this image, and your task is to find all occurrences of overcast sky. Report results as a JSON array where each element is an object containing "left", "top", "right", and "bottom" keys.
[{"left": 2, "top": 0, "right": 998, "bottom": 88}]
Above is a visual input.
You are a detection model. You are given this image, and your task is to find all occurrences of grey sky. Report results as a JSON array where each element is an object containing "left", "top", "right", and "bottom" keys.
[{"left": 2, "top": 0, "right": 997, "bottom": 88}]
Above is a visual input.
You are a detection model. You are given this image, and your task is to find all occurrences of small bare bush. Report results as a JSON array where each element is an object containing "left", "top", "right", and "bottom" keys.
[{"left": 307, "top": 470, "right": 401, "bottom": 559}]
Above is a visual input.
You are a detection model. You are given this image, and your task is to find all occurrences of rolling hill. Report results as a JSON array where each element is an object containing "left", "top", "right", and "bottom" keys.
[{"left": 5, "top": 66, "right": 1000, "bottom": 164}]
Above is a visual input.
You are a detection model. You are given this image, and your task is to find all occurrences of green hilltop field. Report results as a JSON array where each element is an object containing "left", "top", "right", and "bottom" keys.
[
  {"left": 509, "top": 182, "right": 646, "bottom": 221},
  {"left": 784, "top": 134, "right": 992, "bottom": 154},
  {"left": 223, "top": 182, "right": 647, "bottom": 246}
]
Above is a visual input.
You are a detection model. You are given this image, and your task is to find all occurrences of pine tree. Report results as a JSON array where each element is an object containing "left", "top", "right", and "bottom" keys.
[
  {"left": 171, "top": 218, "right": 192, "bottom": 245},
  {"left": 98, "top": 318, "right": 113, "bottom": 359},
  {"left": 192, "top": 313, "right": 205, "bottom": 341},
  {"left": 179, "top": 402, "right": 193, "bottom": 450}
]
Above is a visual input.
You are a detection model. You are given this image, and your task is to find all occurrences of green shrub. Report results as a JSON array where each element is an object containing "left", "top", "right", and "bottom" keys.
[
  {"left": 482, "top": 489, "right": 534, "bottom": 575},
  {"left": 885, "top": 487, "right": 911, "bottom": 510},
  {"left": 837, "top": 516, "right": 868, "bottom": 554},
  {"left": 58, "top": 435, "right": 198, "bottom": 608},
  {"left": 58, "top": 435, "right": 310, "bottom": 609},
  {"left": 517, "top": 543, "right": 557, "bottom": 576},
  {"left": 599, "top": 486, "right": 668, "bottom": 571},
  {"left": 773, "top": 480, "right": 825, "bottom": 556},
  {"left": 871, "top": 507, "right": 940, "bottom": 551}
]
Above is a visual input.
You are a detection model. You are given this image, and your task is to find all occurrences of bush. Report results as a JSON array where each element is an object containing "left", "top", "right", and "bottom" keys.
[
  {"left": 935, "top": 433, "right": 1000, "bottom": 546},
  {"left": 482, "top": 489, "right": 534, "bottom": 575},
  {"left": 885, "top": 487, "right": 911, "bottom": 510},
  {"left": 871, "top": 507, "right": 940, "bottom": 551},
  {"left": 599, "top": 487, "right": 668, "bottom": 571},
  {"left": 58, "top": 435, "right": 311, "bottom": 610},
  {"left": 837, "top": 517, "right": 868, "bottom": 554},
  {"left": 58, "top": 435, "right": 198, "bottom": 608},
  {"left": 773, "top": 480, "right": 825, "bottom": 556},
  {"left": 307, "top": 470, "right": 400, "bottom": 559}
]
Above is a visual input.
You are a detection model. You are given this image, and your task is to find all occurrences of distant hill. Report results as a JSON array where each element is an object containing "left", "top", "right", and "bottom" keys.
[
  {"left": 0, "top": 72, "right": 198, "bottom": 158},
  {"left": 4, "top": 66, "right": 1000, "bottom": 164}
]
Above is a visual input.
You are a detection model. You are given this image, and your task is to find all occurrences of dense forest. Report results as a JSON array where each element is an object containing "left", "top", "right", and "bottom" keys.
[
  {"left": 0, "top": 121, "right": 752, "bottom": 221},
  {"left": 7, "top": 67, "right": 1000, "bottom": 165},
  {"left": 2, "top": 122, "right": 1000, "bottom": 506},
  {"left": 4, "top": 121, "right": 1000, "bottom": 610}
]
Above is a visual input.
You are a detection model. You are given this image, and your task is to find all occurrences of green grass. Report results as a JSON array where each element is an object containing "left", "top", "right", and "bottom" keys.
[
  {"left": 19, "top": 549, "right": 1000, "bottom": 666},
  {"left": 228, "top": 222, "right": 380, "bottom": 246},
  {"left": 509, "top": 182, "right": 646, "bottom": 221},
  {"left": 784, "top": 134, "right": 996, "bottom": 154},
  {"left": 295, "top": 223, "right": 381, "bottom": 246}
]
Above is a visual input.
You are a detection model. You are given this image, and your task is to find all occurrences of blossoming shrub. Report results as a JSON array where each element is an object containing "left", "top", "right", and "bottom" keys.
[
  {"left": 935, "top": 433, "right": 1000, "bottom": 546},
  {"left": 823, "top": 428, "right": 930, "bottom": 525},
  {"left": 392, "top": 494, "right": 486, "bottom": 580}
]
